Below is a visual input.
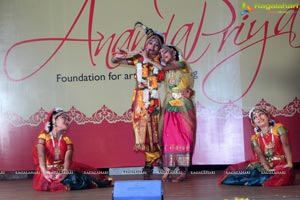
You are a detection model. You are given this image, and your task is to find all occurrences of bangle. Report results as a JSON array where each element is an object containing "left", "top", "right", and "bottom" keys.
[
  {"left": 111, "top": 57, "right": 121, "bottom": 63},
  {"left": 287, "top": 162, "right": 293, "bottom": 168},
  {"left": 262, "top": 162, "right": 269, "bottom": 169}
]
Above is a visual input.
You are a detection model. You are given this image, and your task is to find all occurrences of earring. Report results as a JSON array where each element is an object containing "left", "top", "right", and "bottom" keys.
[
  {"left": 254, "top": 127, "right": 261, "bottom": 134},
  {"left": 173, "top": 51, "right": 177, "bottom": 59},
  {"left": 45, "top": 121, "right": 51, "bottom": 133},
  {"left": 269, "top": 119, "right": 275, "bottom": 126}
]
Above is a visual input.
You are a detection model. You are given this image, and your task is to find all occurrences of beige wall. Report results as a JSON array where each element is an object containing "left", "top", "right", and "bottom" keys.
[{"left": 1, "top": 0, "right": 299, "bottom": 117}]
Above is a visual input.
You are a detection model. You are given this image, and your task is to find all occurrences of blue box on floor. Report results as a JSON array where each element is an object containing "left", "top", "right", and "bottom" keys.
[{"left": 112, "top": 180, "right": 163, "bottom": 200}]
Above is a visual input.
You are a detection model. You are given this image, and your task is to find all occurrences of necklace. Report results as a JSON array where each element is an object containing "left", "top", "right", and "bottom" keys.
[
  {"left": 260, "top": 126, "right": 275, "bottom": 158},
  {"left": 168, "top": 70, "right": 175, "bottom": 86},
  {"left": 50, "top": 132, "right": 62, "bottom": 161}
]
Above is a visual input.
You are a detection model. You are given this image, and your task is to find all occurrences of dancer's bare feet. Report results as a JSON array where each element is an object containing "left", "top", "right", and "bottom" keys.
[
  {"left": 143, "top": 166, "right": 153, "bottom": 180},
  {"left": 172, "top": 173, "right": 187, "bottom": 183},
  {"left": 162, "top": 173, "right": 171, "bottom": 182},
  {"left": 161, "top": 167, "right": 171, "bottom": 182}
]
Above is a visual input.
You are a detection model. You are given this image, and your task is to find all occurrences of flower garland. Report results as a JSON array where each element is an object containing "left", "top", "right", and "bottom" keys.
[{"left": 135, "top": 56, "right": 164, "bottom": 115}]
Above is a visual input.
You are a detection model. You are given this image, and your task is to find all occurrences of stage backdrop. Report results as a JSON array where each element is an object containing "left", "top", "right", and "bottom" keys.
[{"left": 0, "top": 0, "right": 299, "bottom": 171}]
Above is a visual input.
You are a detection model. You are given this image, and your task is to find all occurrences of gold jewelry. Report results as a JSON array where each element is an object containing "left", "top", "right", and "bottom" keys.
[
  {"left": 50, "top": 132, "right": 62, "bottom": 161},
  {"left": 260, "top": 127, "right": 275, "bottom": 164}
]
